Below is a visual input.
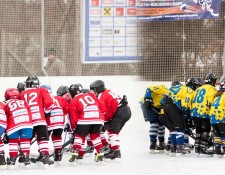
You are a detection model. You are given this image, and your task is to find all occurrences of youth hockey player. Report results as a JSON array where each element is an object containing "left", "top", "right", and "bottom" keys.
[
  {"left": 0, "top": 99, "right": 7, "bottom": 168},
  {"left": 140, "top": 84, "right": 168, "bottom": 153},
  {"left": 191, "top": 72, "right": 217, "bottom": 156},
  {"left": 161, "top": 80, "right": 194, "bottom": 156},
  {"left": 4, "top": 88, "right": 33, "bottom": 167},
  {"left": 209, "top": 81, "right": 225, "bottom": 157},
  {"left": 41, "top": 85, "right": 71, "bottom": 162},
  {"left": 69, "top": 83, "right": 105, "bottom": 163},
  {"left": 183, "top": 77, "right": 199, "bottom": 150},
  {"left": 19, "top": 76, "right": 55, "bottom": 165},
  {"left": 90, "top": 80, "right": 131, "bottom": 161}
]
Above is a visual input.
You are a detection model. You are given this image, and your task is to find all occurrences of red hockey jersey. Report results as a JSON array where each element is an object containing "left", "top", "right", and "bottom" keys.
[
  {"left": 69, "top": 92, "right": 105, "bottom": 129},
  {"left": 98, "top": 89, "right": 122, "bottom": 121},
  {"left": 19, "top": 87, "right": 55, "bottom": 127},
  {"left": 5, "top": 99, "right": 32, "bottom": 135},
  {"left": 0, "top": 102, "right": 7, "bottom": 129},
  {"left": 55, "top": 96, "right": 70, "bottom": 116},
  {"left": 46, "top": 96, "right": 69, "bottom": 130}
]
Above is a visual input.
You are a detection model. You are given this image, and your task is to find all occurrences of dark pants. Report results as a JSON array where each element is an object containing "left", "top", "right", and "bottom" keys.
[
  {"left": 158, "top": 114, "right": 173, "bottom": 130},
  {"left": 212, "top": 123, "right": 225, "bottom": 138},
  {"left": 75, "top": 124, "right": 102, "bottom": 137},
  {"left": 48, "top": 128, "right": 63, "bottom": 137},
  {"left": 163, "top": 102, "right": 185, "bottom": 131},
  {"left": 109, "top": 105, "right": 131, "bottom": 133},
  {"left": 33, "top": 125, "right": 49, "bottom": 141},
  {"left": 194, "top": 117, "right": 211, "bottom": 134},
  {"left": 193, "top": 117, "right": 212, "bottom": 147}
]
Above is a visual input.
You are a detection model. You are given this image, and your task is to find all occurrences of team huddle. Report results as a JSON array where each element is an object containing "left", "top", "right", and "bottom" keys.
[
  {"left": 140, "top": 72, "right": 225, "bottom": 157},
  {"left": 0, "top": 76, "right": 131, "bottom": 169}
]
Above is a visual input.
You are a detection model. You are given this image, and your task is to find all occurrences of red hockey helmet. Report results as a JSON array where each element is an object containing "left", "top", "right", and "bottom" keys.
[{"left": 5, "top": 88, "right": 20, "bottom": 101}]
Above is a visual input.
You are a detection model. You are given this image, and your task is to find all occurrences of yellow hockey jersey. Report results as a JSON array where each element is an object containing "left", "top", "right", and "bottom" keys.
[
  {"left": 209, "top": 92, "right": 225, "bottom": 124},
  {"left": 144, "top": 84, "right": 169, "bottom": 109},
  {"left": 191, "top": 84, "right": 217, "bottom": 119},
  {"left": 165, "top": 84, "right": 194, "bottom": 113}
]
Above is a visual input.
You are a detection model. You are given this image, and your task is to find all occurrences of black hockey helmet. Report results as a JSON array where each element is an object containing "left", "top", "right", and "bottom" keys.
[
  {"left": 219, "top": 81, "right": 225, "bottom": 91},
  {"left": 197, "top": 78, "right": 204, "bottom": 86},
  {"left": 186, "top": 77, "right": 198, "bottom": 90},
  {"left": 82, "top": 88, "right": 91, "bottom": 93},
  {"left": 90, "top": 80, "right": 105, "bottom": 94},
  {"left": 69, "top": 83, "right": 83, "bottom": 98},
  {"left": 17, "top": 82, "right": 26, "bottom": 93},
  {"left": 204, "top": 72, "right": 217, "bottom": 86},
  {"left": 57, "top": 85, "right": 69, "bottom": 96},
  {"left": 25, "top": 76, "right": 40, "bottom": 88},
  {"left": 171, "top": 81, "right": 181, "bottom": 87}
]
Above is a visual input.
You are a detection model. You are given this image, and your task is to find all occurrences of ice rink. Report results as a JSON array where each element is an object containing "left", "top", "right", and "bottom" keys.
[{"left": 0, "top": 76, "right": 224, "bottom": 175}]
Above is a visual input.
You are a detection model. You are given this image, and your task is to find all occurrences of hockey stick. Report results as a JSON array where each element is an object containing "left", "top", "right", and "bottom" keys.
[
  {"left": 30, "top": 136, "right": 74, "bottom": 163},
  {"left": 186, "top": 127, "right": 196, "bottom": 140}
]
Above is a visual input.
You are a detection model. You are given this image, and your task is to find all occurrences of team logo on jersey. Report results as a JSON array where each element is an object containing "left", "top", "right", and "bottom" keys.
[{"left": 187, "top": 88, "right": 194, "bottom": 94}]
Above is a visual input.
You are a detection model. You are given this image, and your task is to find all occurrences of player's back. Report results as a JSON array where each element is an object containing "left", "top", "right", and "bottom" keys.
[
  {"left": 180, "top": 86, "right": 194, "bottom": 112},
  {"left": 0, "top": 102, "right": 7, "bottom": 129},
  {"left": 70, "top": 92, "right": 104, "bottom": 125},
  {"left": 210, "top": 92, "right": 225, "bottom": 124},
  {"left": 148, "top": 84, "right": 169, "bottom": 108},
  {"left": 54, "top": 96, "right": 70, "bottom": 116},
  {"left": 98, "top": 89, "right": 121, "bottom": 121},
  {"left": 20, "top": 87, "right": 54, "bottom": 126},
  {"left": 191, "top": 84, "right": 217, "bottom": 118},
  {"left": 5, "top": 98, "right": 32, "bottom": 135}
]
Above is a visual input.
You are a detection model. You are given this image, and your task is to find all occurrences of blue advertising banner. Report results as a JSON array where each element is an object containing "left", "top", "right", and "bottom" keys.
[
  {"left": 137, "top": 0, "right": 221, "bottom": 21},
  {"left": 83, "top": 0, "right": 140, "bottom": 63}
]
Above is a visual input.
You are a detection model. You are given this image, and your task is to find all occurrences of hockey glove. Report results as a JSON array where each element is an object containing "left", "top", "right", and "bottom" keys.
[
  {"left": 2, "top": 133, "right": 8, "bottom": 144},
  {"left": 144, "top": 98, "right": 153, "bottom": 109},
  {"left": 119, "top": 95, "right": 128, "bottom": 106},
  {"left": 64, "top": 123, "right": 71, "bottom": 132}
]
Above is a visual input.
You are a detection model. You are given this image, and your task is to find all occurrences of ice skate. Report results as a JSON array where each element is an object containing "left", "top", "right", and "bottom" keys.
[
  {"left": 54, "top": 149, "right": 62, "bottom": 162},
  {"left": 194, "top": 145, "right": 200, "bottom": 157},
  {"left": 7, "top": 156, "right": 16, "bottom": 169},
  {"left": 22, "top": 152, "right": 30, "bottom": 167},
  {"left": 69, "top": 149, "right": 79, "bottom": 165},
  {"left": 158, "top": 142, "right": 166, "bottom": 149},
  {"left": 184, "top": 143, "right": 194, "bottom": 149},
  {"left": 176, "top": 145, "right": 190, "bottom": 157},
  {"left": 0, "top": 153, "right": 7, "bottom": 169},
  {"left": 149, "top": 141, "right": 165, "bottom": 154},
  {"left": 213, "top": 146, "right": 223, "bottom": 158},
  {"left": 165, "top": 144, "right": 171, "bottom": 155},
  {"left": 95, "top": 149, "right": 105, "bottom": 164},
  {"left": 18, "top": 155, "right": 23, "bottom": 163},
  {"left": 169, "top": 144, "right": 176, "bottom": 157},
  {"left": 199, "top": 145, "right": 213, "bottom": 157},
  {"left": 39, "top": 151, "right": 54, "bottom": 166},
  {"left": 104, "top": 149, "right": 121, "bottom": 163}
]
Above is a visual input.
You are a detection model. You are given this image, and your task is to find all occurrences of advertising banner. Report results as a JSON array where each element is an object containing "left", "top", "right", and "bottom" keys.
[
  {"left": 83, "top": 0, "right": 140, "bottom": 63},
  {"left": 137, "top": 0, "right": 221, "bottom": 21}
]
